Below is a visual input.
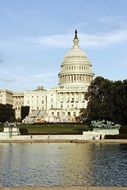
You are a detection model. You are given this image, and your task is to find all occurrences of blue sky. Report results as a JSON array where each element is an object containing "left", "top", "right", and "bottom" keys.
[{"left": 0, "top": 0, "right": 127, "bottom": 91}]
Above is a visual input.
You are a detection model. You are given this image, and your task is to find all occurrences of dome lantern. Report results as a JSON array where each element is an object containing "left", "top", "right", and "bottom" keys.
[{"left": 73, "top": 29, "right": 79, "bottom": 47}]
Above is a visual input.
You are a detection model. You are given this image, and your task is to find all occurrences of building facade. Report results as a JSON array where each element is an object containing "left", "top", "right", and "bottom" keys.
[
  {"left": 0, "top": 90, "right": 13, "bottom": 105},
  {"left": 13, "top": 92, "right": 24, "bottom": 119},
  {"left": 24, "top": 30, "right": 94, "bottom": 123},
  {"left": 45, "top": 30, "right": 94, "bottom": 122},
  {"left": 0, "top": 30, "right": 94, "bottom": 122}
]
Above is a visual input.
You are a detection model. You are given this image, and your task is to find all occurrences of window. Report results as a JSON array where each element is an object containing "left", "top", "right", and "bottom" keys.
[
  {"left": 68, "top": 112, "right": 71, "bottom": 116},
  {"left": 62, "top": 112, "right": 65, "bottom": 116},
  {"left": 51, "top": 112, "right": 54, "bottom": 116},
  {"left": 71, "top": 98, "right": 74, "bottom": 103},
  {"left": 73, "top": 112, "right": 76, "bottom": 116}
]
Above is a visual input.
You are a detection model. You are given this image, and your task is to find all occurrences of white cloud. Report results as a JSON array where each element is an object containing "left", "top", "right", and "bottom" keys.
[
  {"left": 33, "top": 29, "right": 127, "bottom": 49},
  {"left": 1, "top": 29, "right": 127, "bottom": 50},
  {"left": 14, "top": 30, "right": 127, "bottom": 48},
  {"left": 0, "top": 72, "right": 56, "bottom": 85},
  {"left": 80, "top": 30, "right": 127, "bottom": 48}
]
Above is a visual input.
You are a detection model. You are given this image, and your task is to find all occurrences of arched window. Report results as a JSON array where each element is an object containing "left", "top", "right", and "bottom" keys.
[
  {"left": 57, "top": 112, "right": 60, "bottom": 117},
  {"left": 51, "top": 112, "right": 54, "bottom": 116},
  {"left": 68, "top": 112, "right": 71, "bottom": 116},
  {"left": 73, "top": 112, "right": 76, "bottom": 116},
  {"left": 62, "top": 112, "right": 65, "bottom": 116}
]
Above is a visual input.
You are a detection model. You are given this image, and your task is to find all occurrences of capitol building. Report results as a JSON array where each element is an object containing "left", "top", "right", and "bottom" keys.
[{"left": 0, "top": 30, "right": 94, "bottom": 123}]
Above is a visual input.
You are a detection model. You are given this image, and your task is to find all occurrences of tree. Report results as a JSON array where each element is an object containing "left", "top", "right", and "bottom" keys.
[
  {"left": 0, "top": 104, "right": 15, "bottom": 123},
  {"left": 80, "top": 77, "right": 127, "bottom": 125},
  {"left": 83, "top": 76, "right": 111, "bottom": 122},
  {"left": 21, "top": 106, "right": 30, "bottom": 120}
]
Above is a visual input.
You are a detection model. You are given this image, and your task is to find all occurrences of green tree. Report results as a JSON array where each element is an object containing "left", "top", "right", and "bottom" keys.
[
  {"left": 83, "top": 76, "right": 111, "bottom": 122},
  {"left": 0, "top": 104, "right": 15, "bottom": 123},
  {"left": 81, "top": 77, "right": 127, "bottom": 124},
  {"left": 21, "top": 106, "right": 30, "bottom": 120}
]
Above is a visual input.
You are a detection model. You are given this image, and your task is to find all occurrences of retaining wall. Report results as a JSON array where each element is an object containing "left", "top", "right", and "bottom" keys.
[{"left": 0, "top": 129, "right": 119, "bottom": 141}]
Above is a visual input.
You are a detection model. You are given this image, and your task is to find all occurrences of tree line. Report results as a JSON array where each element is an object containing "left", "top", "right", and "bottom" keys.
[
  {"left": 81, "top": 77, "right": 127, "bottom": 125},
  {"left": 0, "top": 104, "right": 29, "bottom": 123},
  {"left": 0, "top": 104, "right": 15, "bottom": 123}
]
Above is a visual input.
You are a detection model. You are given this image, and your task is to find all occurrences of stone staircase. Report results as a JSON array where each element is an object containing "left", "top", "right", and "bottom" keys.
[{"left": 24, "top": 110, "right": 46, "bottom": 124}]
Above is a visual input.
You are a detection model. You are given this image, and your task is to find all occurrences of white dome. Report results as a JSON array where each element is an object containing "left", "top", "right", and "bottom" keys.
[
  {"left": 63, "top": 32, "right": 89, "bottom": 64},
  {"left": 65, "top": 46, "right": 87, "bottom": 58},
  {"left": 58, "top": 30, "right": 94, "bottom": 87}
]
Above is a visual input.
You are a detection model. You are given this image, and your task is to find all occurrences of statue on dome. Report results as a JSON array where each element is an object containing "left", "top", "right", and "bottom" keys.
[{"left": 74, "top": 29, "right": 78, "bottom": 39}]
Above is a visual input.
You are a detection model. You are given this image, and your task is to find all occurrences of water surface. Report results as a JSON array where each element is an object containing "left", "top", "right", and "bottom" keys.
[{"left": 0, "top": 143, "right": 127, "bottom": 187}]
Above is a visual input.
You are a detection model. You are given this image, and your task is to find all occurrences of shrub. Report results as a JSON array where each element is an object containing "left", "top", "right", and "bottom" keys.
[
  {"left": 19, "top": 128, "right": 28, "bottom": 135},
  {"left": 91, "top": 120, "right": 121, "bottom": 129},
  {"left": 105, "top": 134, "right": 127, "bottom": 139},
  {"left": 119, "top": 126, "right": 127, "bottom": 134}
]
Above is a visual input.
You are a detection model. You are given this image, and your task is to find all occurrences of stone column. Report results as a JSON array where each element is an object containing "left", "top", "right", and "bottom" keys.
[
  {"left": 65, "top": 75, "right": 67, "bottom": 83},
  {"left": 72, "top": 75, "right": 74, "bottom": 82},
  {"left": 76, "top": 74, "right": 78, "bottom": 82},
  {"left": 83, "top": 74, "right": 85, "bottom": 81},
  {"left": 68, "top": 75, "right": 70, "bottom": 82},
  {"left": 78, "top": 74, "right": 79, "bottom": 81},
  {"left": 68, "top": 75, "right": 69, "bottom": 82}
]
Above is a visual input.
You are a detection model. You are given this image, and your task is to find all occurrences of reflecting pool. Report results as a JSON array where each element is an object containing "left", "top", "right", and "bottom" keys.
[{"left": 0, "top": 143, "right": 127, "bottom": 187}]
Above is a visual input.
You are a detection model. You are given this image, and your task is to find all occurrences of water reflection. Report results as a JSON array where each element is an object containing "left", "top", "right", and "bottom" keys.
[{"left": 0, "top": 143, "right": 127, "bottom": 187}]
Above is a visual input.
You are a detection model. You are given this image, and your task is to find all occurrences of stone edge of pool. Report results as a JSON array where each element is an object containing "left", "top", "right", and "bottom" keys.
[{"left": 0, "top": 186, "right": 127, "bottom": 190}]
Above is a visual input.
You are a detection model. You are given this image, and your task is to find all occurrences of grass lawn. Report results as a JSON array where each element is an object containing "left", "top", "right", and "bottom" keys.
[{"left": 19, "top": 123, "right": 90, "bottom": 135}]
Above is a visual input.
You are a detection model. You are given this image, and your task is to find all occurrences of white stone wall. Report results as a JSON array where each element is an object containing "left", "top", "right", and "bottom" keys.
[
  {"left": 24, "top": 87, "right": 47, "bottom": 113},
  {"left": 0, "top": 90, "right": 13, "bottom": 105},
  {"left": 46, "top": 88, "right": 57, "bottom": 110},
  {"left": 0, "top": 129, "right": 119, "bottom": 140}
]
